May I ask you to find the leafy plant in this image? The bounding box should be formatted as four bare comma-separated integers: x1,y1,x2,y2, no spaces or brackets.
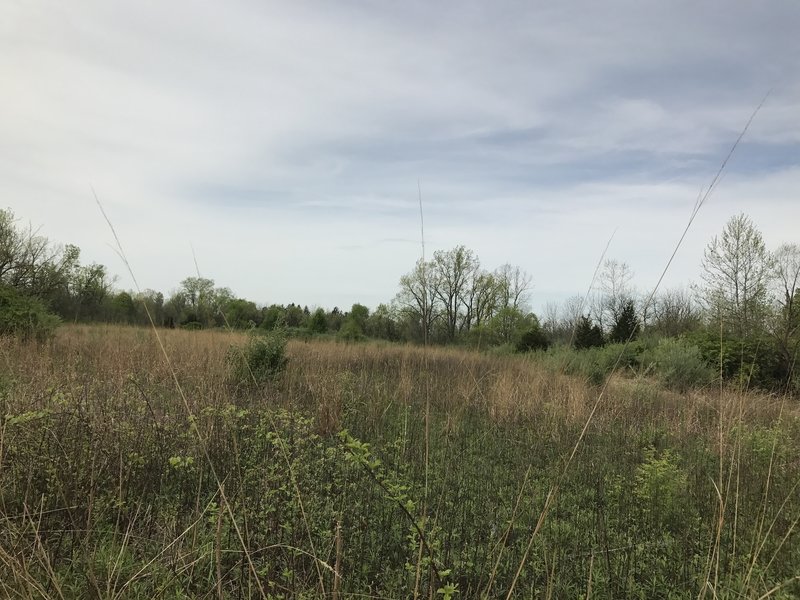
644,337,714,391
0,284,60,341
227,330,288,386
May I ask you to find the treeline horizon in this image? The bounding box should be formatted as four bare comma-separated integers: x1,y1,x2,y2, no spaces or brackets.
1,208,798,391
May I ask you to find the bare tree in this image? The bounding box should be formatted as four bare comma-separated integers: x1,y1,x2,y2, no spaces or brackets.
460,268,501,332
0,209,79,301
395,258,438,342
769,243,800,381
650,287,701,337
495,263,532,311
593,259,634,332
700,213,771,336
432,246,479,341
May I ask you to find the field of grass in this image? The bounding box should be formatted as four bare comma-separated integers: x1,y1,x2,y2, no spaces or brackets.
1,324,799,598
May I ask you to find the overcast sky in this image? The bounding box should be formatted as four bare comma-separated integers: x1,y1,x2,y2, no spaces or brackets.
2,1,799,312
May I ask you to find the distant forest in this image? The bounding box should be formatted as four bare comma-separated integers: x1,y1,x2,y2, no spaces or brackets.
1,208,798,391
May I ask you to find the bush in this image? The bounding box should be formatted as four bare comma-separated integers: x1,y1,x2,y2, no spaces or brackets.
644,338,713,392
0,285,60,341
687,330,784,391
337,318,365,342
515,326,551,353
227,330,288,386
634,447,690,532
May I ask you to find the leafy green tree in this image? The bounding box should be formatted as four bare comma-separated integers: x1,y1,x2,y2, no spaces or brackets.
0,209,75,299
488,307,536,345
110,291,136,323
366,303,400,340
338,318,365,342
327,307,345,332
308,308,328,334
71,263,113,321
224,298,260,329
349,303,369,330
574,315,604,349
284,304,305,328
260,304,285,330
133,290,165,326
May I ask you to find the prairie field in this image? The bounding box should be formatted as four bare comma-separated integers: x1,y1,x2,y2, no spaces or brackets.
1,324,799,598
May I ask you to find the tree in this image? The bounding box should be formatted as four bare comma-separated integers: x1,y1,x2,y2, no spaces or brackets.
366,303,400,340
110,291,136,323
225,298,261,329
134,290,165,326
769,243,800,384
469,271,502,329
495,263,532,311
609,298,639,343
432,246,479,341
349,303,369,331
650,287,701,337
308,308,328,334
284,304,305,328
594,259,634,333
71,263,113,321
700,214,771,336
487,306,536,345
395,258,438,343
574,315,604,349
327,307,345,332
260,304,285,330
177,276,216,325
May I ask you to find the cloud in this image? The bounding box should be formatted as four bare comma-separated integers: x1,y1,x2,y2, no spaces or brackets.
2,1,798,312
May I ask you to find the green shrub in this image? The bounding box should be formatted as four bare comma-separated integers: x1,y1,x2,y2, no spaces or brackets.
337,318,365,342
644,338,713,392
0,284,60,341
515,326,550,353
227,330,288,386
687,329,787,390
634,447,689,532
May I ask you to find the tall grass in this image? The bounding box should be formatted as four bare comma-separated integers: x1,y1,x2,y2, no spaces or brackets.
1,325,798,597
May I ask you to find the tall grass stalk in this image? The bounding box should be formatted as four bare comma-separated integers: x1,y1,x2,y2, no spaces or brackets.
506,91,772,599
94,191,271,599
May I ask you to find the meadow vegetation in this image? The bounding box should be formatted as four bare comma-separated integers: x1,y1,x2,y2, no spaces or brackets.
1,324,798,598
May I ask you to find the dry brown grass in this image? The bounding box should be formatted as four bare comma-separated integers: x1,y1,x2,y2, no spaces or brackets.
3,324,793,439
1,324,799,598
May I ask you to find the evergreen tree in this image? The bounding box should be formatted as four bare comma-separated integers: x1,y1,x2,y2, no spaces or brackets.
610,299,639,343
574,315,604,349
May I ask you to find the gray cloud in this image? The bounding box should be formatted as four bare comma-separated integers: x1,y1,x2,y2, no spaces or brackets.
2,0,799,312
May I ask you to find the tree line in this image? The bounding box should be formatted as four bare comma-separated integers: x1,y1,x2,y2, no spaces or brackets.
1,208,798,389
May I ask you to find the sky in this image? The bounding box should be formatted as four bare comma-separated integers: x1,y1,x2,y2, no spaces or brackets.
2,1,799,313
